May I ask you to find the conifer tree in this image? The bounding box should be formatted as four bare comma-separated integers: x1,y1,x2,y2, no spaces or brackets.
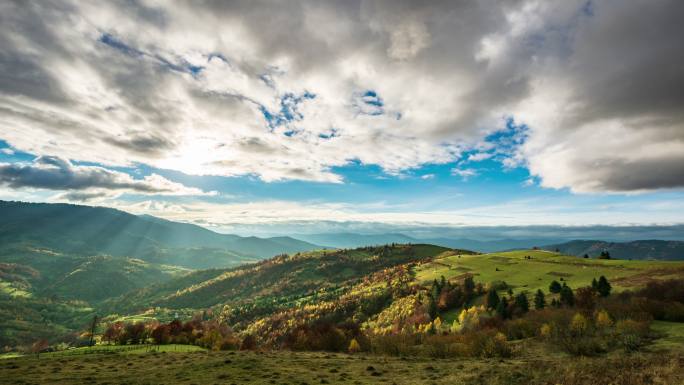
486,289,500,310
597,276,611,297
515,292,529,313
560,283,575,306
496,297,510,319
428,294,438,319
534,289,546,310
549,280,562,294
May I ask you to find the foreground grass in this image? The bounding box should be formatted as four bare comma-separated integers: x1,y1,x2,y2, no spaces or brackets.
416,250,684,293
1,347,682,385
651,321,684,351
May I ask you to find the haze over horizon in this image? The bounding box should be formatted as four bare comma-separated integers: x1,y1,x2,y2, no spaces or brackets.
1,0,683,236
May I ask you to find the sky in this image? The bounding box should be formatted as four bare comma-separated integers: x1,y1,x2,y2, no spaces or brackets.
0,0,683,236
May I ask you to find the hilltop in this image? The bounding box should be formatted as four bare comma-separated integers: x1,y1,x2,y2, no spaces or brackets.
543,239,684,260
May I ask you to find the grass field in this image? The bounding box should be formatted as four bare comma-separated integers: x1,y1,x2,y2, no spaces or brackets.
1,347,682,385
415,250,684,294
651,321,684,351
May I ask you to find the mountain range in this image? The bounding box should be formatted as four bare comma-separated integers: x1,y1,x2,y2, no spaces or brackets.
0,200,323,269
295,232,562,253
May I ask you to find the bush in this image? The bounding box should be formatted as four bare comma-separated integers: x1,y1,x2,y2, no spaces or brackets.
615,319,649,352
504,318,536,340
369,333,420,356
464,330,511,358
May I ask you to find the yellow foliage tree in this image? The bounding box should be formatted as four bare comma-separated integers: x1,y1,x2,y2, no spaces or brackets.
539,323,552,338
348,338,361,353
595,310,613,329
433,317,442,331
570,313,589,335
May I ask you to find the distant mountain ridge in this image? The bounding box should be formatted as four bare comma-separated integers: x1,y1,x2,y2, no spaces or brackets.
295,232,559,253
0,201,323,269
543,239,684,260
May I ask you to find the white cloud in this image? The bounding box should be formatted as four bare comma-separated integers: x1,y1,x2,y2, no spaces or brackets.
111,197,684,231
451,168,478,180
0,0,682,192
467,152,493,162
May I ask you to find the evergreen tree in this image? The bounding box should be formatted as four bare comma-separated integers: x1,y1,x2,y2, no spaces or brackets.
440,275,447,291
463,274,475,303
428,294,438,319
560,283,575,306
583,254,589,259
591,278,599,290
549,280,562,294
598,251,611,259
534,289,545,310
597,276,612,297
486,289,500,310
431,280,441,300
496,297,510,319
515,292,529,313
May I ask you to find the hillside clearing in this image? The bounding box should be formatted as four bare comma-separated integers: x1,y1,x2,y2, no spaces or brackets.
415,250,684,293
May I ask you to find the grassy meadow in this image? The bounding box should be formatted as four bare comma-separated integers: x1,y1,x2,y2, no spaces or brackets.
1,345,682,385
415,249,684,294
3,245,684,385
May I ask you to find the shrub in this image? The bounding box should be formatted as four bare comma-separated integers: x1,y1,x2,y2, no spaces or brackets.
464,330,511,358
369,333,420,356
614,319,649,352
504,318,536,340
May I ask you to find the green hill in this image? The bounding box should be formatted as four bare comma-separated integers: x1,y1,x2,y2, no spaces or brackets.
99,245,684,347
543,239,684,260
0,201,324,269
103,244,456,315
415,249,684,294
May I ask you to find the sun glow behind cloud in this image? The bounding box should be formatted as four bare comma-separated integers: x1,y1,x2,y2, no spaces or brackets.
0,0,683,230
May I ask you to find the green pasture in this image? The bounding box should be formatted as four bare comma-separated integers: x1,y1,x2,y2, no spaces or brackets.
415,250,684,294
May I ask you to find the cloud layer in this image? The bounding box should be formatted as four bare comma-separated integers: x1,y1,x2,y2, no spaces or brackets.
0,156,213,200
0,0,682,192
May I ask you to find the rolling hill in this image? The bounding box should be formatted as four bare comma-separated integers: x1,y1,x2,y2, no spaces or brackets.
295,232,562,252
0,201,324,268
100,244,684,346
543,239,684,260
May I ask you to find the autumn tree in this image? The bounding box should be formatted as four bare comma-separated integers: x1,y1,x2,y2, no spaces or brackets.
348,338,361,353
575,287,597,311
30,339,49,355
103,322,123,345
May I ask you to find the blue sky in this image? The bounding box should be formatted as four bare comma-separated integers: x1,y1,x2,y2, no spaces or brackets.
0,1,683,236
2,138,683,235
